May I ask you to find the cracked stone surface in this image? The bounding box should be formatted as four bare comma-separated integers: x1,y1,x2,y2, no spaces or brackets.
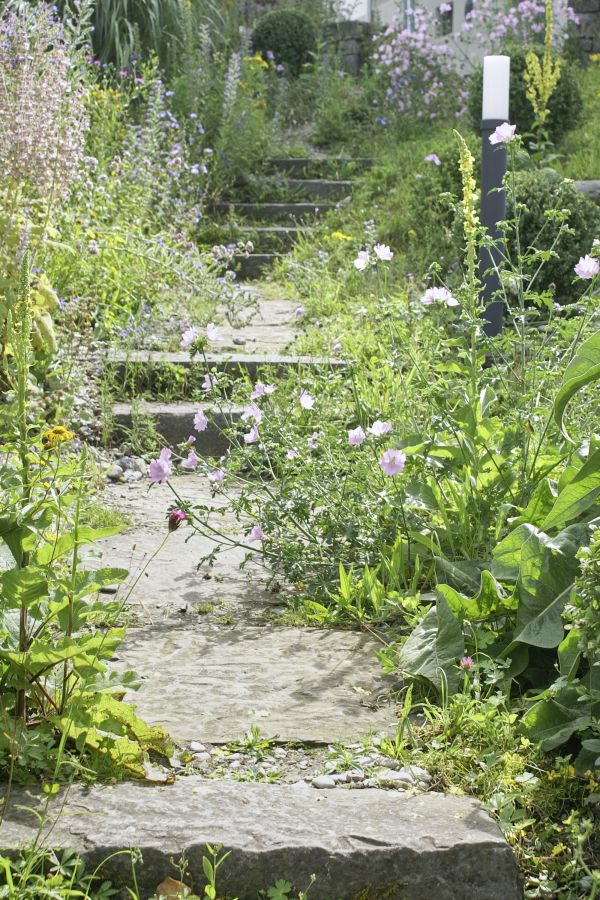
0,780,522,900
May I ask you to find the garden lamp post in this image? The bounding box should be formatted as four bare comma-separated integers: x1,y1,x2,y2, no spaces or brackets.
480,55,510,337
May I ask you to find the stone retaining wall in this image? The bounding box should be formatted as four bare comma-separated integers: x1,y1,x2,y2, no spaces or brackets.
572,2,600,54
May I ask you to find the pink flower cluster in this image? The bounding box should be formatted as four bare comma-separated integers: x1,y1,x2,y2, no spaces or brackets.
374,0,576,121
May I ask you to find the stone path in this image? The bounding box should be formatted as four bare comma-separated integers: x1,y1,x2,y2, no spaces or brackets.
0,158,522,899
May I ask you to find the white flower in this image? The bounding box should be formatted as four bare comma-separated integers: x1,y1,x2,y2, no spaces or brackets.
374,243,393,261
354,249,370,270
420,287,459,307
489,122,516,145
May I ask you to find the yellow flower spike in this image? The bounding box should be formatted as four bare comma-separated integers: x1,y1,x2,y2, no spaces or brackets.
524,0,561,129
41,425,75,450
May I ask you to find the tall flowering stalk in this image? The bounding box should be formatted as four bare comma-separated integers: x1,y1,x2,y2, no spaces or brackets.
524,0,562,135
456,133,484,400
0,4,89,199
0,3,89,355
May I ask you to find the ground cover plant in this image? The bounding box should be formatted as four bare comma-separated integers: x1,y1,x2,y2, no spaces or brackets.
1,0,600,896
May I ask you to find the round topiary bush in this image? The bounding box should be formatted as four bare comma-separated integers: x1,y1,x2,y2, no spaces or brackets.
467,46,581,144
507,168,600,304
252,9,317,77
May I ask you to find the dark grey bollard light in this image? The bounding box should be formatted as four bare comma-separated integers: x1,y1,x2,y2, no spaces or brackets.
479,55,510,338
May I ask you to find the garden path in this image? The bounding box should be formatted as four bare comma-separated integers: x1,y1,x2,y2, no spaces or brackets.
2,163,522,900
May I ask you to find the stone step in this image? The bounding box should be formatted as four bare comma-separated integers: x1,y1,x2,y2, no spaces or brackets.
108,350,345,385
116,623,396,743
111,401,241,452
284,178,352,200
267,156,373,177
214,201,336,222
1,780,521,899
234,252,280,279
576,179,600,205
237,225,313,248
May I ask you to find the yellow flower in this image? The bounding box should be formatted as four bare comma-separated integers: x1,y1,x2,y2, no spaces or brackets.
329,231,353,241
590,53,600,63
42,425,75,450
247,54,269,69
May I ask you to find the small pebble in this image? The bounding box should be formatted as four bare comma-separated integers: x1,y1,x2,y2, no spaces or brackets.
407,765,431,782
191,752,211,764
107,464,124,482
312,775,337,789
347,770,365,783
190,742,206,752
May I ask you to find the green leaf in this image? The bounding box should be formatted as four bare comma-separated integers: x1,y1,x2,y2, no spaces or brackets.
0,568,48,607
558,629,581,680
554,330,600,441
35,525,123,566
396,595,463,694
437,570,515,621
521,691,591,751
541,449,600,531
513,526,581,648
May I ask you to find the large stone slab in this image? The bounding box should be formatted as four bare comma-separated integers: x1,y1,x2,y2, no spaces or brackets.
97,478,277,623
0,779,521,899
116,624,396,743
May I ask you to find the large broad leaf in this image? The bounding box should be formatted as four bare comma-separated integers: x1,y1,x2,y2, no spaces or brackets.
492,523,533,581
541,448,600,531
521,691,591,751
438,570,516,621
0,568,48,607
513,525,583,648
395,595,464,694
554,330,600,441
35,526,123,566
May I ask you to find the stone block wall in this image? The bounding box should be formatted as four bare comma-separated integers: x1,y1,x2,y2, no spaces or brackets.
571,1,600,54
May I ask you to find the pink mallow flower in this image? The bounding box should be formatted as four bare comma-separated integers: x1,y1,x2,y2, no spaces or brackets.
354,249,370,271
300,390,315,410
369,420,392,436
194,409,208,432
378,449,406,476
374,243,394,261
348,426,366,446
242,402,263,425
489,122,516,145
202,373,216,392
286,448,298,460
208,468,225,491
420,287,459,307
168,508,188,531
206,322,222,341
425,153,441,166
148,448,172,483
244,425,260,444
247,524,266,542
574,255,600,279
180,326,199,348
181,449,199,470
251,382,276,400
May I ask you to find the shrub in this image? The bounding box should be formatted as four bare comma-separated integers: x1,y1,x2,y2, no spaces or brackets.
467,46,581,143
507,168,600,304
252,9,317,77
